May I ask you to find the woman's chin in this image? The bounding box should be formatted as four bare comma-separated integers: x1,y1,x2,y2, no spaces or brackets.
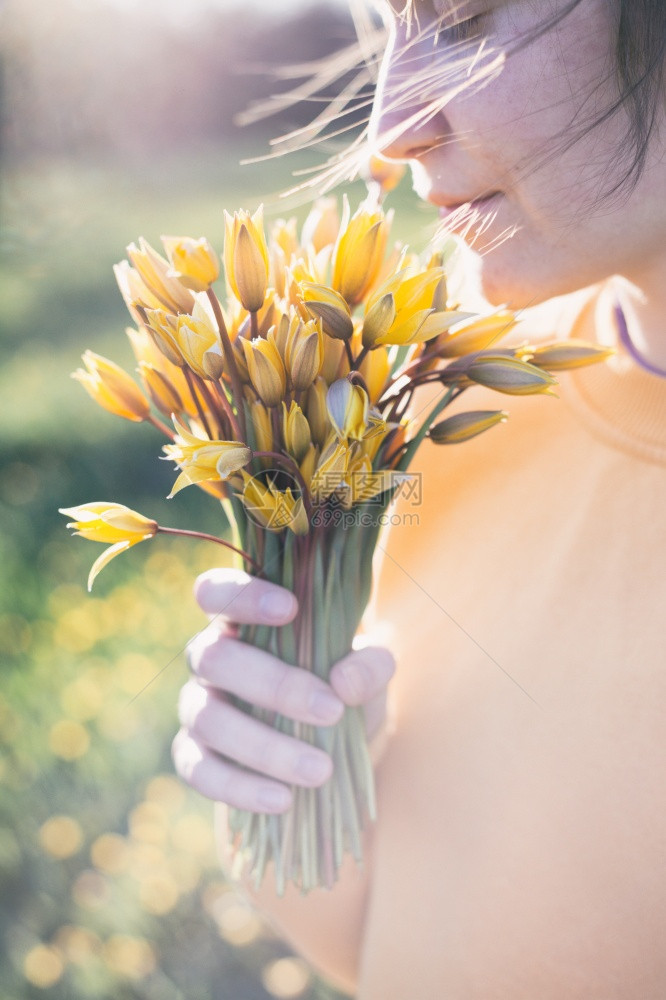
476,253,574,311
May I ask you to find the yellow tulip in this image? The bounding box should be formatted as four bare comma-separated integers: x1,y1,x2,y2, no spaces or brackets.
342,452,403,508
434,310,517,358
271,217,299,259
241,473,308,535
429,410,508,444
310,437,350,502
249,400,273,454
282,401,312,462
299,442,318,488
465,354,558,395
161,235,220,293
285,316,324,390
358,344,391,403
59,502,157,591
241,334,286,407
331,196,392,306
127,326,197,418
72,351,150,422
362,267,449,347
143,308,185,367
319,336,349,384
163,417,251,496
174,299,224,380
362,154,406,195
326,379,369,440
359,412,390,462
301,197,339,253
224,207,269,312
123,239,195,314
300,283,353,341
305,377,330,447
138,362,184,418
518,340,615,371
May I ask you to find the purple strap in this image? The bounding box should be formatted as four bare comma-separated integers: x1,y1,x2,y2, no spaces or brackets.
614,301,666,379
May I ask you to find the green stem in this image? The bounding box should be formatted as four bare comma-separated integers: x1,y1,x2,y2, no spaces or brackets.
207,288,247,440
183,366,214,440
396,386,457,473
145,413,174,439
156,525,262,572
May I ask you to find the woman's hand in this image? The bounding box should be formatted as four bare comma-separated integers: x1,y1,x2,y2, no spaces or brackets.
172,568,395,814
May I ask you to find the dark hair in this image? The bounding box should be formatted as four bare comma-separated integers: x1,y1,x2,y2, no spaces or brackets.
615,0,666,184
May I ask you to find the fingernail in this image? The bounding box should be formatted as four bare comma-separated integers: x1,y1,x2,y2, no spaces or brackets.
257,786,290,812
309,689,343,723
259,590,295,622
296,753,330,784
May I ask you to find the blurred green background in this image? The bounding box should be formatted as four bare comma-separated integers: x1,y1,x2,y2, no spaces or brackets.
0,0,435,996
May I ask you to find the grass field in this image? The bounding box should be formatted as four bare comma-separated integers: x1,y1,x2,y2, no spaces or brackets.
0,140,435,1000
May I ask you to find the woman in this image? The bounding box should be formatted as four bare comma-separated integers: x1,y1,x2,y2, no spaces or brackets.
173,2,666,997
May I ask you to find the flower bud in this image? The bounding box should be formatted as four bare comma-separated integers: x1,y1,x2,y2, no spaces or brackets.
300,282,354,341
466,354,558,395
362,154,406,195
124,239,195,314
326,378,369,439
282,401,312,462
286,317,324,390
241,334,286,407
299,442,318,488
143,308,185,367
305,377,329,447
249,400,273,453
224,207,269,312
520,340,614,371
161,236,220,293
271,313,291,360
332,196,391,306
138,362,184,417
358,344,391,403
301,197,339,253
175,309,224,381
362,293,396,349
310,438,350,501
434,310,516,358
72,351,150,422
429,410,508,444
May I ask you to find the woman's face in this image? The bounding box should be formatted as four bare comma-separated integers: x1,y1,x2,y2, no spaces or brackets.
370,0,666,308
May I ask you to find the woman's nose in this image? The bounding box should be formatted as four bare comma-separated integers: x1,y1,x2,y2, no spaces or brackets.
369,26,449,162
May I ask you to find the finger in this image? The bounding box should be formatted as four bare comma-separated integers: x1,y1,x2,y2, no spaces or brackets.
328,645,396,707
186,631,344,726
194,568,298,625
172,729,292,813
178,679,333,787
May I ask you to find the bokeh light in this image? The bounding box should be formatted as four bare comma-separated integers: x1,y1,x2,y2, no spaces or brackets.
23,944,65,988
1,0,387,994
262,957,313,998
39,816,84,859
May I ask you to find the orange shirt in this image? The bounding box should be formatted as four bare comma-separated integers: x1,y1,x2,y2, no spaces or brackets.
359,283,666,998
226,282,666,998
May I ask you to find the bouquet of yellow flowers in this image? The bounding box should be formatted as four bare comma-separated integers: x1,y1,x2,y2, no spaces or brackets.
61,192,610,894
